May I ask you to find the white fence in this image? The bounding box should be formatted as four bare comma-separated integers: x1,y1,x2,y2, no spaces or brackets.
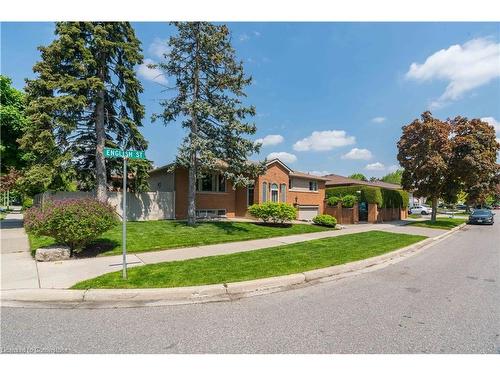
34,191,175,221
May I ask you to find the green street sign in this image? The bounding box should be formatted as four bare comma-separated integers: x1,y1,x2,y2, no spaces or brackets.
103,148,146,160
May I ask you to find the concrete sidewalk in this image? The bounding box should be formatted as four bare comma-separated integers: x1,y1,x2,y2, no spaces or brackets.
1,214,448,290
35,221,447,289
1,213,40,289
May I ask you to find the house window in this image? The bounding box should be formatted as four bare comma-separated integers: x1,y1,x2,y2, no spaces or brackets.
199,175,213,192
195,209,226,218
288,178,292,189
247,184,255,206
280,183,286,203
271,183,279,202
217,174,226,192
262,182,268,202
197,173,226,192
309,181,318,191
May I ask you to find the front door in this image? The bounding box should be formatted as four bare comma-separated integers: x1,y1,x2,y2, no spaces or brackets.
358,201,368,221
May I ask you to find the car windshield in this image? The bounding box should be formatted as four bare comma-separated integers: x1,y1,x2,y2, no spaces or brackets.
472,210,490,215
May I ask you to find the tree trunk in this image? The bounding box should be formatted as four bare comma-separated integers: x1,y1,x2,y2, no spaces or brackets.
95,58,107,202
187,153,197,226
431,197,438,223
186,24,200,226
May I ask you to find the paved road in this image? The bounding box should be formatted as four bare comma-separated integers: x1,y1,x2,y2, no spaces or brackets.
1,223,498,354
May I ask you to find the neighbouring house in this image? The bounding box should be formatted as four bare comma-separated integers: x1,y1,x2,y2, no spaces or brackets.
322,174,402,191
148,158,329,220
323,173,409,223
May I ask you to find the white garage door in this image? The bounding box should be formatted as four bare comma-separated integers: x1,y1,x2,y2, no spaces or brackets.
298,206,319,221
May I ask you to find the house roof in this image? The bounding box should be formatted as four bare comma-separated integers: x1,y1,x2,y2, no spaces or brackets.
289,171,331,181
149,158,330,181
324,173,402,190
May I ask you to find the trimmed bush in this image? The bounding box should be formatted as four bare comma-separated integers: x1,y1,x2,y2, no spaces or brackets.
248,202,297,224
22,197,34,210
24,198,118,255
341,194,357,208
312,214,337,227
327,196,342,206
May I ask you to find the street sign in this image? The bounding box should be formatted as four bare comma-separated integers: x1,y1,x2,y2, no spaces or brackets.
103,148,146,160
102,147,146,280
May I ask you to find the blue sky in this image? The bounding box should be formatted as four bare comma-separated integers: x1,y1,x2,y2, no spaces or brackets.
2,22,499,177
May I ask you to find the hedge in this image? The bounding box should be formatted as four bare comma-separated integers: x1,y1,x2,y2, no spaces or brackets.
326,186,382,207
326,185,408,208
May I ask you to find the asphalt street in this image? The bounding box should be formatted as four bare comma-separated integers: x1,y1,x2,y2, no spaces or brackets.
1,223,498,354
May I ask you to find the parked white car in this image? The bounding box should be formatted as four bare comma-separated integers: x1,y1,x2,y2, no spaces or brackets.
409,205,433,215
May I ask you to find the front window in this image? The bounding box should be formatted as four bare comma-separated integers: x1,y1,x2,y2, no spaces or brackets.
217,174,226,192
196,173,226,192
280,183,287,203
200,175,213,192
271,183,279,202
247,183,255,206
309,181,318,191
262,182,268,202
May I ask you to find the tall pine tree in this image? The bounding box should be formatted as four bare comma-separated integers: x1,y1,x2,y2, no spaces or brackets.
21,22,150,201
153,22,264,225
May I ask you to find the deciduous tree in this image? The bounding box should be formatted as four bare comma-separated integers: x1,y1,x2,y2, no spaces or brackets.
153,22,264,225
397,112,453,222
348,173,367,181
380,169,403,185
448,116,500,206
0,75,27,173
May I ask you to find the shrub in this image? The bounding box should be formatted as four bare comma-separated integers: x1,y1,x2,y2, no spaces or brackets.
24,198,119,255
341,194,357,208
327,196,342,206
248,202,297,224
22,197,34,210
312,214,337,227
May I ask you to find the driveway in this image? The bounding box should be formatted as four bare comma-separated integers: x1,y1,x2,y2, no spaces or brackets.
1,223,497,353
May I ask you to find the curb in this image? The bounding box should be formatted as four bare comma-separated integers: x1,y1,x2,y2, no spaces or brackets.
1,224,466,309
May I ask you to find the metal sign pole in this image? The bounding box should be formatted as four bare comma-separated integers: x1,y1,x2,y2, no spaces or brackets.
122,155,127,279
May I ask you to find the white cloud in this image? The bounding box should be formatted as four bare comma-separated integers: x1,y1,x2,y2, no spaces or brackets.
239,33,250,42
365,162,386,171
267,152,297,164
148,38,171,59
406,38,500,108
341,148,373,160
255,134,284,147
371,117,386,123
309,170,330,176
293,130,355,151
137,58,167,84
481,116,500,133
387,164,400,173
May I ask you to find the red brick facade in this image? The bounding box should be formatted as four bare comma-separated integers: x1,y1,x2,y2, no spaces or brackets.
173,160,326,219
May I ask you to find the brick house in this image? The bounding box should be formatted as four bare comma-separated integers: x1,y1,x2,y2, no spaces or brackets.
148,158,328,220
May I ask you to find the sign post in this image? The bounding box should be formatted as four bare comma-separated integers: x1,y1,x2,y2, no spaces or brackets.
103,147,146,279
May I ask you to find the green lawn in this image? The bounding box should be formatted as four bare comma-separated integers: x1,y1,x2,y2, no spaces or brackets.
72,230,426,289
28,220,333,257
407,218,466,230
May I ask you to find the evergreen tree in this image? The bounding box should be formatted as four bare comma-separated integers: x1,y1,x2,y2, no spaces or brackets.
21,22,150,201
153,22,264,225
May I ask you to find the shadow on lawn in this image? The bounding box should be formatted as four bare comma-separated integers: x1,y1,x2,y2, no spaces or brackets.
74,239,120,258
170,220,254,234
